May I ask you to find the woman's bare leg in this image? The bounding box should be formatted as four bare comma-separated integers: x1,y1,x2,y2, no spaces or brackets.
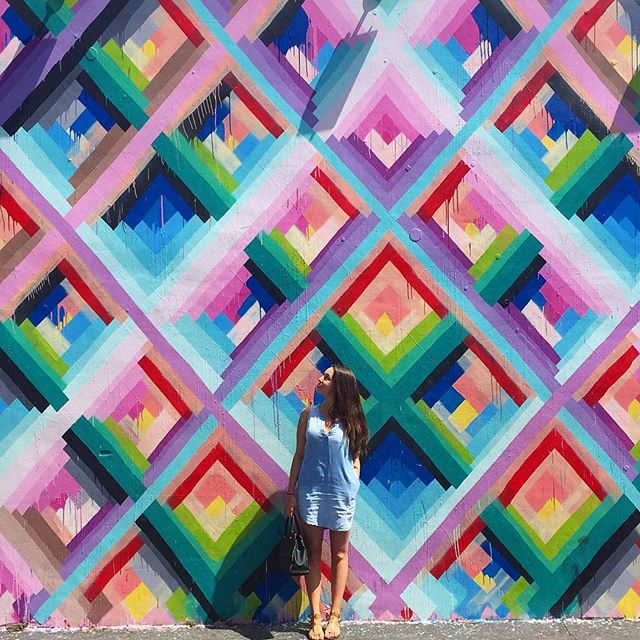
299,519,325,619
328,529,350,616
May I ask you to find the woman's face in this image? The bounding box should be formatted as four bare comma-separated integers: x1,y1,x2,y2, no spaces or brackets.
316,367,335,397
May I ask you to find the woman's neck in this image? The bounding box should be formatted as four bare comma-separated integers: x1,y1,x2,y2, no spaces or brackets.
319,399,334,415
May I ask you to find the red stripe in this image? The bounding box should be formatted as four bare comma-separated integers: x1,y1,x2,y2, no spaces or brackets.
387,245,448,317
465,337,528,406
0,186,39,236
312,167,359,219
225,73,284,138
431,517,484,579
583,346,639,406
494,62,555,132
167,443,271,509
499,431,555,506
158,0,204,46
416,161,470,223
84,535,143,601
138,355,192,418
58,260,113,324
572,0,613,42
555,432,607,500
262,334,319,396
333,243,447,318
499,430,607,507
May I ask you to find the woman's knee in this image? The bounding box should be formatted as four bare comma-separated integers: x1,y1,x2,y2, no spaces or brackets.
331,546,348,563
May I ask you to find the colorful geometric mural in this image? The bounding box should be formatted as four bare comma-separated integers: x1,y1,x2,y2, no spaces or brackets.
2,0,640,627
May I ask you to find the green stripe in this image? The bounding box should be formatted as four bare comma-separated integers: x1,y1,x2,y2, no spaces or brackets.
70,417,146,500
544,130,599,192
341,311,441,373
19,319,69,378
81,47,149,129
174,501,262,564
551,134,633,219
502,577,530,617
191,137,238,193
103,39,150,91
415,400,474,466
143,501,218,590
0,321,67,409
317,311,388,397
245,232,307,300
389,314,467,392
270,228,310,276
474,231,543,305
103,418,151,474
153,133,235,219
469,225,517,280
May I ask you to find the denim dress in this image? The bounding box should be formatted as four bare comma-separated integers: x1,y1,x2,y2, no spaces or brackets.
296,405,360,531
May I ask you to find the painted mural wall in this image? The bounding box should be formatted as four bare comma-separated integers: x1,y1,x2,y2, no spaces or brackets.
1,0,640,626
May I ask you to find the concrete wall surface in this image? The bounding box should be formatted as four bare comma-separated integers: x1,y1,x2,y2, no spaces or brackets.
1,0,640,627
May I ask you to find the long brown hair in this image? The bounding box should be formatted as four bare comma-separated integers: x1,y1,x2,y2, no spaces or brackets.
327,363,368,459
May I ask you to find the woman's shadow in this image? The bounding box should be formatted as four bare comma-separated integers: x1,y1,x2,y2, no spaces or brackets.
204,489,310,639
299,0,382,136
612,0,640,133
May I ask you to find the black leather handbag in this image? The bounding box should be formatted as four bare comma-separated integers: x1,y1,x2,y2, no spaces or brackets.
275,515,310,575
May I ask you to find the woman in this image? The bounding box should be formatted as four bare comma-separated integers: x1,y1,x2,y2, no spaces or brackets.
285,364,368,640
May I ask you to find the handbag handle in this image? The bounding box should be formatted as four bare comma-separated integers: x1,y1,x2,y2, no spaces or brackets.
284,513,303,535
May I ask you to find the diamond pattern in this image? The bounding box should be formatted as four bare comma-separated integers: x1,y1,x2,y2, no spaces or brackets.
2,0,640,627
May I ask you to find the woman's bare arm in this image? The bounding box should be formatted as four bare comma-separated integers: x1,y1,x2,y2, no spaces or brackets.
287,407,309,494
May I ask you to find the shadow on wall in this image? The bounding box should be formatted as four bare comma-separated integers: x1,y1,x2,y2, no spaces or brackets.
613,0,640,132
133,489,305,632
260,0,381,136
300,0,382,134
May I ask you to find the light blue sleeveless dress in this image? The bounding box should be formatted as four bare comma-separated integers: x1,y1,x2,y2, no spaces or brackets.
296,405,360,531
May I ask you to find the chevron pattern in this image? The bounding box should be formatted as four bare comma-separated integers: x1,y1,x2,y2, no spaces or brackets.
2,0,640,626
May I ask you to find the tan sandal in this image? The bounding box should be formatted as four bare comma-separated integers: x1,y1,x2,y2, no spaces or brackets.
308,613,324,640
325,611,341,639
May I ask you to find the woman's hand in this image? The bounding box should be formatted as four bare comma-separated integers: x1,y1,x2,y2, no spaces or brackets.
285,493,296,517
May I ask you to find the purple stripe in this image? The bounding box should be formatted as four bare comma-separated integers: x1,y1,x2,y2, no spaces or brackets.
0,0,110,123
147,415,191,464
460,30,538,118
66,503,115,555
327,135,389,204
214,405,288,486
399,214,559,390
386,133,447,194
506,301,561,365
61,499,134,578
592,403,635,451
237,36,313,115
218,213,378,396
425,218,474,271
145,412,205,469
460,29,538,107
567,398,637,480
378,298,640,600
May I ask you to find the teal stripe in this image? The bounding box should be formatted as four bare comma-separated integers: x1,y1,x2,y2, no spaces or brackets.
33,416,217,623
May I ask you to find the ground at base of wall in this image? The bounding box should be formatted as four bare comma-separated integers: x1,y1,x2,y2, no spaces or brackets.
2,619,640,640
